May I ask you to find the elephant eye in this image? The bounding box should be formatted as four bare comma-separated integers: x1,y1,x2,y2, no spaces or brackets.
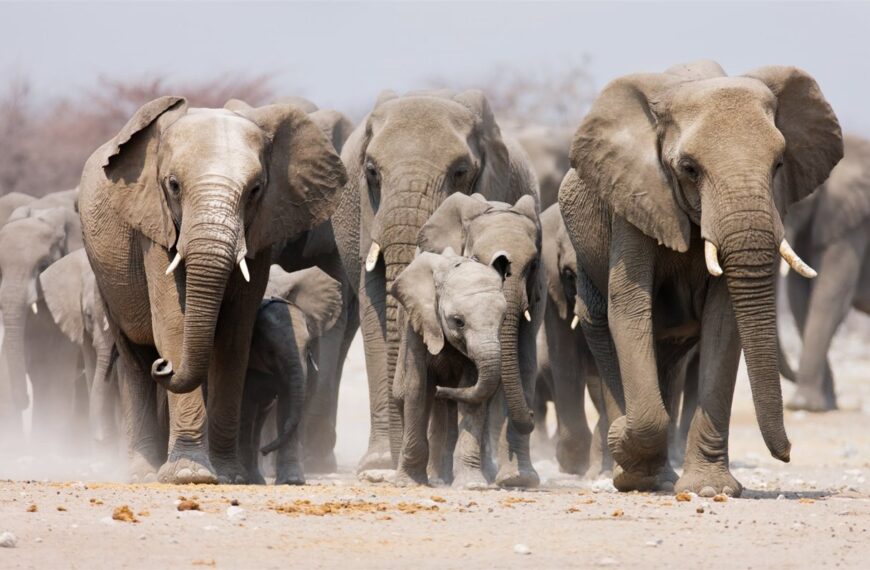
678,158,701,182
165,175,182,197
451,316,465,329
249,182,262,201
365,160,381,209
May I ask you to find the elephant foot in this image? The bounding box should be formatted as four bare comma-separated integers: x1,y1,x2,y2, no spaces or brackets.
213,457,247,485
304,450,338,474
583,463,612,480
612,462,678,493
247,469,267,486
276,462,306,486
556,436,591,476
395,463,429,487
128,451,160,484
786,388,837,413
158,448,218,485
496,463,540,489
357,439,393,472
676,465,743,498
607,415,669,472
452,467,491,490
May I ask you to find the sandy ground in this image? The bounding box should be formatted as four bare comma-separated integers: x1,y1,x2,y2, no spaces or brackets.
1,312,869,568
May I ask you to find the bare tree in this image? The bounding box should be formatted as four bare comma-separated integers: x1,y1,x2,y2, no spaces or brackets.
0,74,276,197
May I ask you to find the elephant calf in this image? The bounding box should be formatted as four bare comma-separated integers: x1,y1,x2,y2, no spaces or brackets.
240,266,342,485
391,249,510,488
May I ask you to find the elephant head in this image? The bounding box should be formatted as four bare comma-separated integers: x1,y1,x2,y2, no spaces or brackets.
418,193,541,433
100,96,346,393
257,265,343,454
346,90,514,413
392,249,509,405
540,203,580,327
40,249,116,443
567,61,842,461
0,206,81,409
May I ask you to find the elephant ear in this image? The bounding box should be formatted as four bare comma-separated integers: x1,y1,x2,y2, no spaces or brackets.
813,135,870,246
39,250,88,345
391,252,448,355
570,73,691,252
453,90,512,198
234,103,348,255
540,205,570,320
27,207,83,255
266,265,342,336
418,192,491,255
744,66,844,212
102,96,187,250
309,109,355,154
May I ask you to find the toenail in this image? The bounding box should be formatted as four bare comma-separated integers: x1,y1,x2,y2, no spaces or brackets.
699,486,716,497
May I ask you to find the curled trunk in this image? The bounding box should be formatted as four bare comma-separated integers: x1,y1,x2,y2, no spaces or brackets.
435,340,501,403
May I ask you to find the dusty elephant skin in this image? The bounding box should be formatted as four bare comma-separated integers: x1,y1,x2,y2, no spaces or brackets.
559,60,843,496
780,135,870,412
77,96,347,485
331,90,539,472
0,191,83,443
390,250,508,488
240,265,343,486
418,193,542,488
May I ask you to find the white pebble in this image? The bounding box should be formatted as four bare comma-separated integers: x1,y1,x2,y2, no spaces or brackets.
227,506,246,522
513,543,531,555
597,557,619,567
776,494,786,501
645,539,662,547
0,532,17,548
416,499,439,509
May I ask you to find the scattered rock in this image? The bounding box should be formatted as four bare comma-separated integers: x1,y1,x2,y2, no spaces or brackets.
513,543,531,555
675,491,692,502
430,496,446,503
26,504,37,513
227,505,246,522
415,499,439,509
177,500,200,512
230,499,240,506
112,505,139,523
56,506,67,512
0,532,17,548
612,509,624,517
645,539,662,547
799,498,816,504
357,469,395,484
713,494,728,503
776,494,786,501
696,506,705,514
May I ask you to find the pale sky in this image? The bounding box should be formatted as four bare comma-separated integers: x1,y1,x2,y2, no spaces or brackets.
1,1,869,133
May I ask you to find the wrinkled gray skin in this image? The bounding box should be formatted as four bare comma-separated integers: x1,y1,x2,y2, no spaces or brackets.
40,249,118,446
779,135,870,412
241,266,342,485
78,96,346,484
0,192,84,441
511,125,573,210
418,193,543,487
537,203,622,477
559,60,842,496
391,250,509,488
333,90,539,472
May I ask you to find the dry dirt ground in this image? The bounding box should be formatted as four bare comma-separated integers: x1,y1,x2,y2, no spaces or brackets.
1,313,869,569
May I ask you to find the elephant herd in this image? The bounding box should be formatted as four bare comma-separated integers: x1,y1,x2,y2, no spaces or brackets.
0,60,867,498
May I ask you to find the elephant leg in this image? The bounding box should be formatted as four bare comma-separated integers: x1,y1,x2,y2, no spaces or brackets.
677,277,742,497
304,294,359,473
531,373,553,455
453,368,490,489
427,398,452,485
547,311,592,476
394,326,432,487
357,269,393,471
238,375,266,485
275,398,305,486
671,350,699,469
788,233,867,412
110,330,164,482
583,359,614,477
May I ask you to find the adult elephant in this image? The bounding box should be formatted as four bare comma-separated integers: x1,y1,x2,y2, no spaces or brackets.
40,249,118,445
0,192,35,226
780,134,870,411
511,125,573,210
333,90,539,471
78,97,346,484
559,60,842,496
0,201,83,437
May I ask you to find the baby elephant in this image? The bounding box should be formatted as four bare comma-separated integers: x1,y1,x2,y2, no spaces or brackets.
240,266,342,485
391,248,510,488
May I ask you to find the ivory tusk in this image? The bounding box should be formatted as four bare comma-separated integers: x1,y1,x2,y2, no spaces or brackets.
779,240,817,278
570,315,580,330
365,242,380,272
165,252,182,275
704,240,723,277
779,258,790,277
103,316,110,331
30,302,38,315
239,258,251,282
524,309,532,322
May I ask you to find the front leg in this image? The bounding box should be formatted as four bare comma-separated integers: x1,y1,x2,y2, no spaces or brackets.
605,220,673,491
394,321,433,486
677,276,743,497
207,256,271,484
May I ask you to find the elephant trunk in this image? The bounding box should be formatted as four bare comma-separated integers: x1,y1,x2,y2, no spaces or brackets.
494,277,535,434
151,223,237,393
435,339,501,403
259,350,308,455
1,284,32,410
88,341,115,442
719,215,791,463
